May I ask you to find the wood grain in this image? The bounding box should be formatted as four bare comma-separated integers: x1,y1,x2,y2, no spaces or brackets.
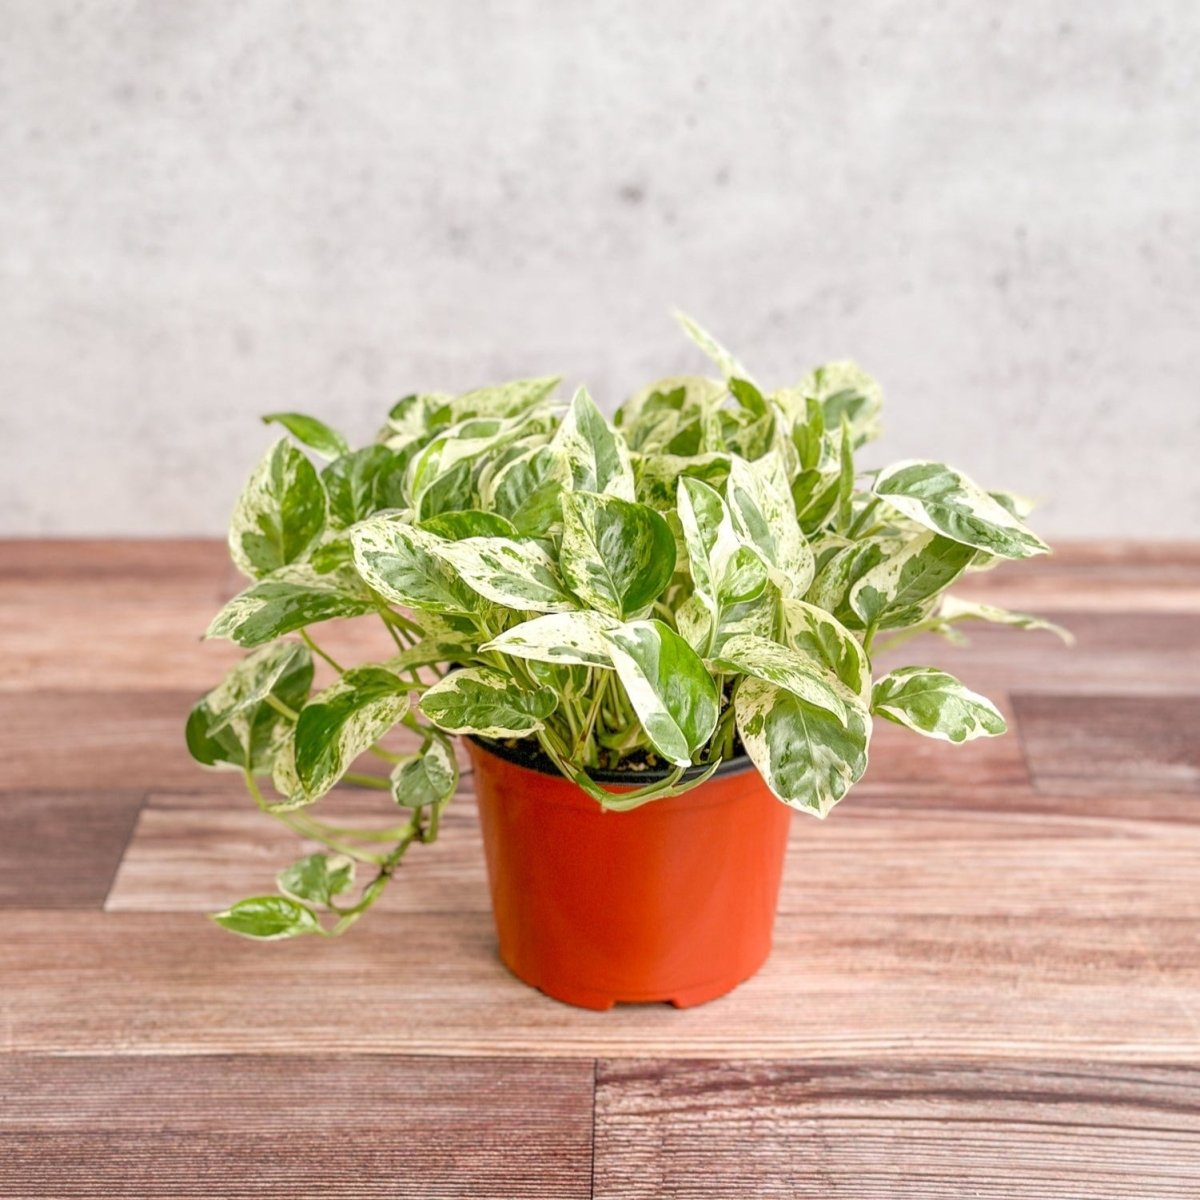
107,787,1200,921
0,1054,594,1199
0,791,143,908
594,1059,1200,1198
3,910,1197,1060
1014,694,1200,793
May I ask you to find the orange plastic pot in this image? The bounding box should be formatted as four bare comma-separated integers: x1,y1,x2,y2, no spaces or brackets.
467,738,792,1010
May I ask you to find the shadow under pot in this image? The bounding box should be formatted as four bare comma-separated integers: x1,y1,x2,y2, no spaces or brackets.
466,736,792,1011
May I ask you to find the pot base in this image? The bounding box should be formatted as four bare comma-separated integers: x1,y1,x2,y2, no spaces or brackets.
498,944,771,1011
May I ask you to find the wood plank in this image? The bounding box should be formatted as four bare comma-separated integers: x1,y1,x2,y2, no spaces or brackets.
3,911,1197,1060
1014,694,1200,793
594,1059,1200,1198
876,611,1200,697
0,1054,594,1199
107,787,1200,921
0,791,143,909
949,542,1200,613
0,692,439,792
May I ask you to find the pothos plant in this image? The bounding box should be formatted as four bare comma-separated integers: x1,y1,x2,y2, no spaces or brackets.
188,315,1068,940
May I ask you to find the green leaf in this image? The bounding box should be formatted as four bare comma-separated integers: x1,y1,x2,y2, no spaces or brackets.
872,667,1006,743
559,492,676,620
419,510,518,540
262,412,351,460
936,596,1074,644
205,566,375,647
874,460,1049,559
674,311,751,381
725,455,814,597
736,676,870,816
712,634,851,726
350,518,481,615
212,895,320,940
781,598,871,703
228,438,328,579
419,667,558,738
551,387,635,500
435,536,576,613
849,532,977,630
294,667,411,799
835,415,855,534
277,853,355,906
452,375,560,418
481,611,619,669
603,619,720,767
390,737,458,808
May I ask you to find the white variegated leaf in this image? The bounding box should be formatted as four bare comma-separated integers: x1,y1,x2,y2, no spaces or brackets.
551,387,635,500
849,532,976,630
725,454,814,596
712,633,851,726
350,517,480,614
452,376,561,418
781,598,872,703
937,596,1074,644
603,619,720,767
294,667,412,800
204,642,312,735
419,667,558,738
674,311,752,382
482,443,570,535
205,564,376,648
436,536,575,613
735,676,870,817
874,460,1049,559
481,611,620,668
872,667,1006,743
228,438,328,579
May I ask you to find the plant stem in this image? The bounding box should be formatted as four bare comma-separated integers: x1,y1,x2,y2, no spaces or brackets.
301,629,345,673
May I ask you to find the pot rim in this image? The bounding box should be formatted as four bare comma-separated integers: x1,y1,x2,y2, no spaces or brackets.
466,733,756,785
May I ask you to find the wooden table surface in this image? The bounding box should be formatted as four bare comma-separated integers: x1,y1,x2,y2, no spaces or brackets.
1,540,1198,1198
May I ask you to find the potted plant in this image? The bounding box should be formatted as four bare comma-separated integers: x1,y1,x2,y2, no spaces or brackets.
187,315,1068,1009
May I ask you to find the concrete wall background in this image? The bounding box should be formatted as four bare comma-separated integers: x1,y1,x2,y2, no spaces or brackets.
2,1,1197,537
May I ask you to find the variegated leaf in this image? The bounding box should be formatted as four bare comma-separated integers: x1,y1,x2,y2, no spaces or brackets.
872,666,1006,743
633,451,730,510
603,619,720,767
408,411,543,504
228,438,327,579
390,736,459,809
559,492,676,620
937,596,1074,644
205,565,376,648
735,675,870,817
788,361,882,446
874,460,1049,559
712,633,850,726
485,443,570,534
781,598,872,703
452,376,560,418
677,476,768,614
435,536,575,613
294,667,412,800
849,532,976,630
725,455,814,596
350,517,480,615
212,896,319,940
674,311,751,382
203,642,312,735
551,387,635,500
322,445,400,527
418,510,518,540
419,667,557,738
481,611,619,668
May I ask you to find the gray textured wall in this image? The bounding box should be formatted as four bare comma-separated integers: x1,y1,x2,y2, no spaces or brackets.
3,2,1197,537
